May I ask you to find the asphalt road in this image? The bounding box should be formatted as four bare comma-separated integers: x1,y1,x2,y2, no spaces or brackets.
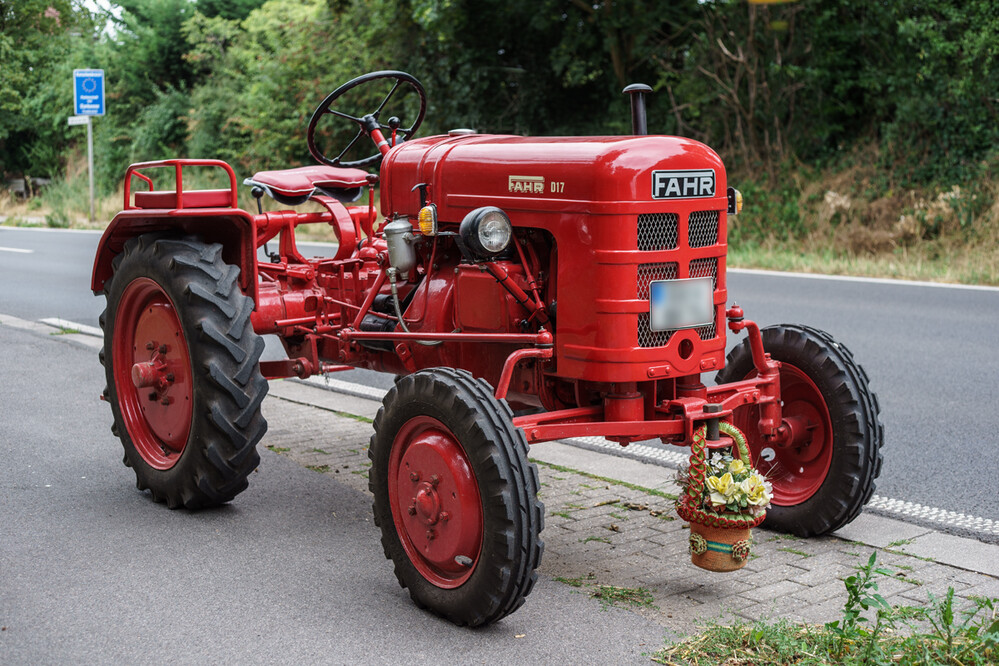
0,323,666,663
2,226,997,522
724,269,999,521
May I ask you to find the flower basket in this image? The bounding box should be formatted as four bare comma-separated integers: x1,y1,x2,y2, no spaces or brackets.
676,421,769,572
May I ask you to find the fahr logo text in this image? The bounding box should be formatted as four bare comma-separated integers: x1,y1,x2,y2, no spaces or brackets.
509,175,545,194
651,169,715,199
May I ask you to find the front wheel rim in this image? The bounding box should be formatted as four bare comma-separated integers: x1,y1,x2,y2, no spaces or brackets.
387,416,483,588
745,364,834,505
112,278,193,470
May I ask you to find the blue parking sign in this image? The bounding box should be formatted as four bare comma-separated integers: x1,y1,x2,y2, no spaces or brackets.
74,69,105,116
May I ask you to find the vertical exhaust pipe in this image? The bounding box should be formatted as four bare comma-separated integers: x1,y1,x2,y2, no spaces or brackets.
623,83,652,135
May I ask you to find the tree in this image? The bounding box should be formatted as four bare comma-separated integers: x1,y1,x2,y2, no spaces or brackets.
0,0,89,176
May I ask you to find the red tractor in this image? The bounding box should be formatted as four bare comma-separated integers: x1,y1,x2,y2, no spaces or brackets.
92,71,883,626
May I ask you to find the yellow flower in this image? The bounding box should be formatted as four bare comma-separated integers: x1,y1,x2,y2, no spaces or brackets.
708,491,728,508
728,458,747,475
706,472,735,498
744,474,772,507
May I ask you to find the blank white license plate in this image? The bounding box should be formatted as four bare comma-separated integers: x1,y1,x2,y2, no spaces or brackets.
649,277,713,331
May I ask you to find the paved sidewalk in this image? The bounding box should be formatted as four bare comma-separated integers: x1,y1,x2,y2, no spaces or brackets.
263,379,999,634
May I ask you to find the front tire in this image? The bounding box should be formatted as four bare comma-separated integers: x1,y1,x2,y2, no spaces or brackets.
369,368,544,626
100,235,268,509
716,324,883,536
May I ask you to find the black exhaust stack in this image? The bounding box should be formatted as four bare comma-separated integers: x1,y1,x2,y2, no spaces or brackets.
623,83,652,135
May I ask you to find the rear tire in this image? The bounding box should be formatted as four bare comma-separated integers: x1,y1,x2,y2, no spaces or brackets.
716,324,883,536
100,235,268,509
369,368,544,626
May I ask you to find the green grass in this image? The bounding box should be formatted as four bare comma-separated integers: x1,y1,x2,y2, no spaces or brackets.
49,326,81,336
581,536,611,545
554,573,595,588
551,510,573,520
766,533,802,542
311,447,330,455
652,552,999,665
266,445,290,453
776,547,812,558
554,574,655,610
305,464,330,473
592,585,655,609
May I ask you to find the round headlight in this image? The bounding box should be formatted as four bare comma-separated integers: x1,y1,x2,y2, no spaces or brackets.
459,206,512,258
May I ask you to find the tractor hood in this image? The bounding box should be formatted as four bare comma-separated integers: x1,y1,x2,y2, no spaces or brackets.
380,134,728,222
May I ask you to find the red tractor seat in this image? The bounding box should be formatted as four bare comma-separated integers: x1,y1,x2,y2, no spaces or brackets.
245,165,376,205
133,189,233,209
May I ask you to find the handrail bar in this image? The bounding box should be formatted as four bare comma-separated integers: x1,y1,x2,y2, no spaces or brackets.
123,159,238,210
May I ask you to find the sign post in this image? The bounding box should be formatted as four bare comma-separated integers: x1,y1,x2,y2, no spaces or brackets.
71,69,105,223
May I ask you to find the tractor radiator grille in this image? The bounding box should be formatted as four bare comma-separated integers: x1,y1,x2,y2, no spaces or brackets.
689,257,718,289
637,213,679,251
688,210,719,248
636,259,718,347
637,262,679,348
638,313,674,348
637,262,678,299
689,257,718,340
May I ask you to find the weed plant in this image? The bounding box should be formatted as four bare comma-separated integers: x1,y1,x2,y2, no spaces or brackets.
654,552,999,665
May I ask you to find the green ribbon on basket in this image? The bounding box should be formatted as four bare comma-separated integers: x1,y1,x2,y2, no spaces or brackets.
688,532,753,561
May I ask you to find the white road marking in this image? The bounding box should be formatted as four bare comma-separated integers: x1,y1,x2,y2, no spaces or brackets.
0,225,104,234
866,496,999,536
39,318,103,338
559,435,999,537
0,246,33,253
729,267,999,292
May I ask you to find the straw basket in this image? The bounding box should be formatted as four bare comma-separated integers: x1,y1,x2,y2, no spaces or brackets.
676,422,766,572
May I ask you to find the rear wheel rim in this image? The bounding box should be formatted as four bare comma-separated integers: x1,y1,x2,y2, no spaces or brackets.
388,415,482,588
742,364,833,505
112,278,193,470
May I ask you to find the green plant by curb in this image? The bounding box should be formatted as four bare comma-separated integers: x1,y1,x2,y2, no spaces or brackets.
581,536,611,545
652,551,999,665
554,574,655,610
776,546,812,558
592,585,655,610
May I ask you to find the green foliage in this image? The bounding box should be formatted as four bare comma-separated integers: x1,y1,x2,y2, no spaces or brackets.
653,551,999,665
196,0,268,21
664,0,999,183
0,0,90,175
824,551,895,660
878,0,999,183
3,0,997,206
45,208,71,228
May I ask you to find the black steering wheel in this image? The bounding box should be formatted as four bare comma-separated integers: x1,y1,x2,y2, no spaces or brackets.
307,70,427,169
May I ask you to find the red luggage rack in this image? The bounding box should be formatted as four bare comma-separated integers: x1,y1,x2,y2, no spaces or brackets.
124,159,239,211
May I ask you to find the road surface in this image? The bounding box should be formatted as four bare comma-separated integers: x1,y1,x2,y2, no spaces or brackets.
2,225,997,525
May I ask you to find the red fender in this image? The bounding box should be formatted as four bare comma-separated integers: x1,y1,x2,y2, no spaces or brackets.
91,208,259,303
